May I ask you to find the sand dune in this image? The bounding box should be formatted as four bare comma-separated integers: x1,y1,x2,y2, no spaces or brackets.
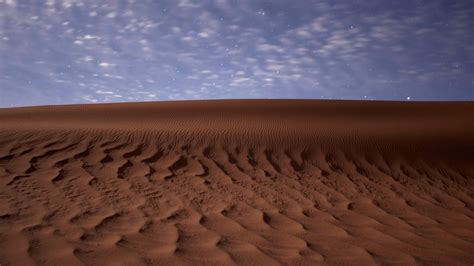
0,100,473,265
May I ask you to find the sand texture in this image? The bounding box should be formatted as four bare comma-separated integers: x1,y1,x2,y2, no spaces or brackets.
0,100,473,265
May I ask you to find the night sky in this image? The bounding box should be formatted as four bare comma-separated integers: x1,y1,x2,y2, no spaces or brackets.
0,0,473,107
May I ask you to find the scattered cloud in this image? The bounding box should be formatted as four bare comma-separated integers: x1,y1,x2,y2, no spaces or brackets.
0,0,472,106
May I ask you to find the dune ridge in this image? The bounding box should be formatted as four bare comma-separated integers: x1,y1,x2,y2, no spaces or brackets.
0,100,473,265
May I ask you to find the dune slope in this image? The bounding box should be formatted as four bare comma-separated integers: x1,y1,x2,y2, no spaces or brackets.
0,100,473,265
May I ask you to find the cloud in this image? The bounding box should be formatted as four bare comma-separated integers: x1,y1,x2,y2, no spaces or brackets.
98,62,115,68
198,32,210,38
0,0,472,107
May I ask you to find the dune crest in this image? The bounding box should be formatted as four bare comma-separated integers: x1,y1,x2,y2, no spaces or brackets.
0,100,473,265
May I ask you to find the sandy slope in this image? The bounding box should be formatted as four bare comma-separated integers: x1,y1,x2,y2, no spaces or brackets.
0,100,473,265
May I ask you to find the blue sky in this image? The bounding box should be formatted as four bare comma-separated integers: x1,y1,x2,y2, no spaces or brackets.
0,0,473,107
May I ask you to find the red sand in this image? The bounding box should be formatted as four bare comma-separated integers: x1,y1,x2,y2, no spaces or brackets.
0,100,473,265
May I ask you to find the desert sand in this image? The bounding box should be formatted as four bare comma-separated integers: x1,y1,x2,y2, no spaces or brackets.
0,99,473,265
